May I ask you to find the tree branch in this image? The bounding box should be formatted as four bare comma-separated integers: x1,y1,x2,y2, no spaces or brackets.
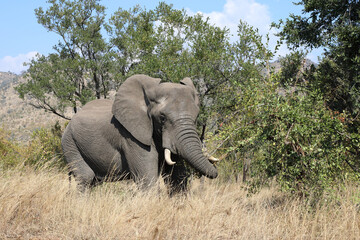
29,101,71,120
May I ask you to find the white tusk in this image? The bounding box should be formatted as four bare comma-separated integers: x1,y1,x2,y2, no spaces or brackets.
165,149,176,165
208,155,220,163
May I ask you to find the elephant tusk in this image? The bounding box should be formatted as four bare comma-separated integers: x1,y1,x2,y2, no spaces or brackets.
208,155,220,163
165,149,176,165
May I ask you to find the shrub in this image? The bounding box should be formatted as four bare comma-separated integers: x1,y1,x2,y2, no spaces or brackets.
0,122,66,171
0,128,22,169
214,73,360,197
24,121,66,170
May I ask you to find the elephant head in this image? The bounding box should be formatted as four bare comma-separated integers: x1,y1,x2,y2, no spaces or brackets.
112,74,218,179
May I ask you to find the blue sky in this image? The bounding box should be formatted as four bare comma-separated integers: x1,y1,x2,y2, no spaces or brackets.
0,0,319,74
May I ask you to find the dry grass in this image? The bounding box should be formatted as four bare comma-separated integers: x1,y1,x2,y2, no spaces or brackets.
0,168,360,239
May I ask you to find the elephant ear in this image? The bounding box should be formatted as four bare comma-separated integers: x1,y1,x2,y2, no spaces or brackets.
180,77,200,106
180,77,195,89
112,74,161,146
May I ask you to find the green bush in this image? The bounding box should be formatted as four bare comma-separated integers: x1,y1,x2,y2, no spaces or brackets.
0,122,66,171
214,73,360,196
0,128,22,169
24,121,66,170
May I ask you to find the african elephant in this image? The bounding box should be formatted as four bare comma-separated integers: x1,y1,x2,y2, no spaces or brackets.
61,74,218,194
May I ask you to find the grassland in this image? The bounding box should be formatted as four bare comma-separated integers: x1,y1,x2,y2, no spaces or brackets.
1,167,359,239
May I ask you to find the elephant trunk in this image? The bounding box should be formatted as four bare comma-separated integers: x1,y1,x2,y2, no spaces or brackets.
174,121,218,179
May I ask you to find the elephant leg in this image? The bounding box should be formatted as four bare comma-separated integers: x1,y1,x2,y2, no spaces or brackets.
123,142,159,190
163,159,191,196
69,160,96,192
62,128,95,192
129,165,158,190
130,159,159,190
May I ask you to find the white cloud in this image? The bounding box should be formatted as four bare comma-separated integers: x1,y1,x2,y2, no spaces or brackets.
189,0,310,60
195,0,271,39
0,51,38,74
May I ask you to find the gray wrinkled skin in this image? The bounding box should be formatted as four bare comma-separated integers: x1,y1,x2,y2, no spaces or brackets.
62,74,217,194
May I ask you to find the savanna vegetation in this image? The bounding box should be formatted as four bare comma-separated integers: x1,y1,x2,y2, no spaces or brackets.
1,0,360,238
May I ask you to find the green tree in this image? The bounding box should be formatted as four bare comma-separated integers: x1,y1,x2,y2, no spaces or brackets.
214,20,271,116
17,1,269,127
16,0,112,118
215,71,358,196
277,51,308,87
108,3,234,128
212,9,360,195
109,4,270,131
275,0,360,119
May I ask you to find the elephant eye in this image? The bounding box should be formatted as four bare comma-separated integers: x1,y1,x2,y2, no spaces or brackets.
159,114,166,123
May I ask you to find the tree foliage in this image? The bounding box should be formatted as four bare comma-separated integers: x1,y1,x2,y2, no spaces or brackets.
16,0,112,118
108,3,237,126
18,1,269,129
275,0,360,119
215,72,359,195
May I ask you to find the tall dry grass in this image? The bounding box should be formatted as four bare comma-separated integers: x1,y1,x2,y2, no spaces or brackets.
1,168,360,239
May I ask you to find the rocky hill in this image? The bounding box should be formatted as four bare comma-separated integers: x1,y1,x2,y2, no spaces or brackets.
262,58,317,76
0,72,67,142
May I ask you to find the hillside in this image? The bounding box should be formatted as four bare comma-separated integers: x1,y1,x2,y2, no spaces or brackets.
0,72,67,142
261,58,317,76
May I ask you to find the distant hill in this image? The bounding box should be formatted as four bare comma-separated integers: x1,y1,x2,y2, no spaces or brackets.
0,72,67,142
274,58,316,70
0,72,21,90
261,58,317,76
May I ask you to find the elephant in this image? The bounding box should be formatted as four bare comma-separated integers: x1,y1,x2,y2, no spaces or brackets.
61,74,218,194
